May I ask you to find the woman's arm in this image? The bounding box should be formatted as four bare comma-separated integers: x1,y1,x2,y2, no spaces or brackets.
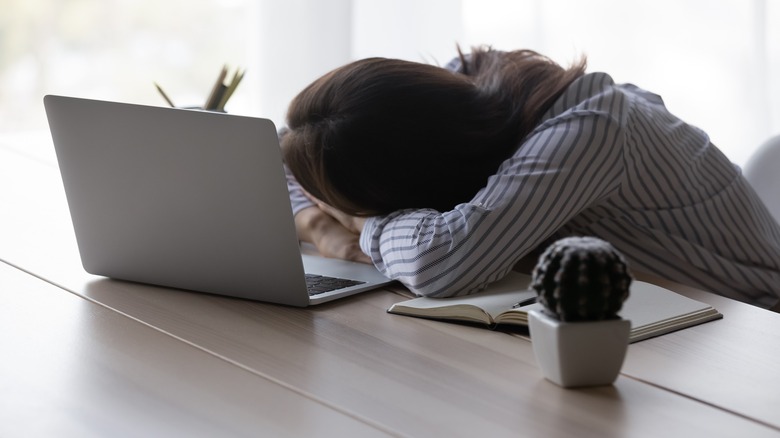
284,163,316,215
294,206,370,264
360,110,625,297
285,160,370,263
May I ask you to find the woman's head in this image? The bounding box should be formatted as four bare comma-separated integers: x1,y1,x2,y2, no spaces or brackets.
282,47,586,216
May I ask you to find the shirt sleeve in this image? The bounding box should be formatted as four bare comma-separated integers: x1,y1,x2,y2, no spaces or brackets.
285,164,315,215
360,109,626,297
444,55,464,73
278,127,315,215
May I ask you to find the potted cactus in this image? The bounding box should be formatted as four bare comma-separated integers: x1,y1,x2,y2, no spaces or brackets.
527,236,632,388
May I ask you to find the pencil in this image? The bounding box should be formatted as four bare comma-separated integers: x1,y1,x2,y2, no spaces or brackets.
154,82,175,107
217,68,245,110
204,65,228,110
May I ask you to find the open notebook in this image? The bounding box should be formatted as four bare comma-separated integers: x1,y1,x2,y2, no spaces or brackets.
387,272,722,343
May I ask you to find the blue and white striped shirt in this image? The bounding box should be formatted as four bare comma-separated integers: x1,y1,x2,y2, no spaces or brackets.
289,72,780,308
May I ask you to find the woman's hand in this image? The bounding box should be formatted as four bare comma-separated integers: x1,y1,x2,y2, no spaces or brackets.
313,201,367,235
294,206,371,264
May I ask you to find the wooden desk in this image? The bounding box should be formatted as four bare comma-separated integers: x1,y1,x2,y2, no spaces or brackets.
0,261,388,437
2,134,780,436
626,274,780,431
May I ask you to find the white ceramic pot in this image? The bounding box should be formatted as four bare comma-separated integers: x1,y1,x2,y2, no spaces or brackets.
528,309,630,388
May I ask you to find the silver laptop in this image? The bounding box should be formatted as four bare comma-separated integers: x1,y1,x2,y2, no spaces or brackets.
43,95,393,306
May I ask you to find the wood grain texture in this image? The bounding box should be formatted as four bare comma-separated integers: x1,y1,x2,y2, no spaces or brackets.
627,273,780,430
25,275,780,437
0,261,390,437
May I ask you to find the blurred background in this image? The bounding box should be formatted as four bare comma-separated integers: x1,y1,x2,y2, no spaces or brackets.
1,0,777,165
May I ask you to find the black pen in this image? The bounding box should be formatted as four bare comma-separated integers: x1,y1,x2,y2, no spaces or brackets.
512,296,538,308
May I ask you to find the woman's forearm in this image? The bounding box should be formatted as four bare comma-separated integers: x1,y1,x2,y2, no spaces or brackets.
294,206,333,243
294,206,371,264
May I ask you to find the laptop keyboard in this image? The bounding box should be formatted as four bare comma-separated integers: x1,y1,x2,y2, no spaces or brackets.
305,274,365,296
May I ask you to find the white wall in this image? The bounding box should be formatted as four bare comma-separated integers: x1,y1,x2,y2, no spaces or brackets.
248,0,778,165
249,0,353,129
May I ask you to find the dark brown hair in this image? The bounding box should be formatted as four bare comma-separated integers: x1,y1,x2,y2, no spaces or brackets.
282,46,586,216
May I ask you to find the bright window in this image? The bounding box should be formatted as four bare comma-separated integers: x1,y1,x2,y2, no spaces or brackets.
1,0,254,131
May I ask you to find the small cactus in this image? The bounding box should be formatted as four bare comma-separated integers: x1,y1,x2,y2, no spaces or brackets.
531,236,631,322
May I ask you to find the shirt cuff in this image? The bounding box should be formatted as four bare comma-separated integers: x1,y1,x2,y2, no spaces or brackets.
359,215,388,272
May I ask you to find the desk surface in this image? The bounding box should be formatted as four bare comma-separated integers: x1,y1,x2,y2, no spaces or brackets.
2,134,780,437
0,261,389,437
